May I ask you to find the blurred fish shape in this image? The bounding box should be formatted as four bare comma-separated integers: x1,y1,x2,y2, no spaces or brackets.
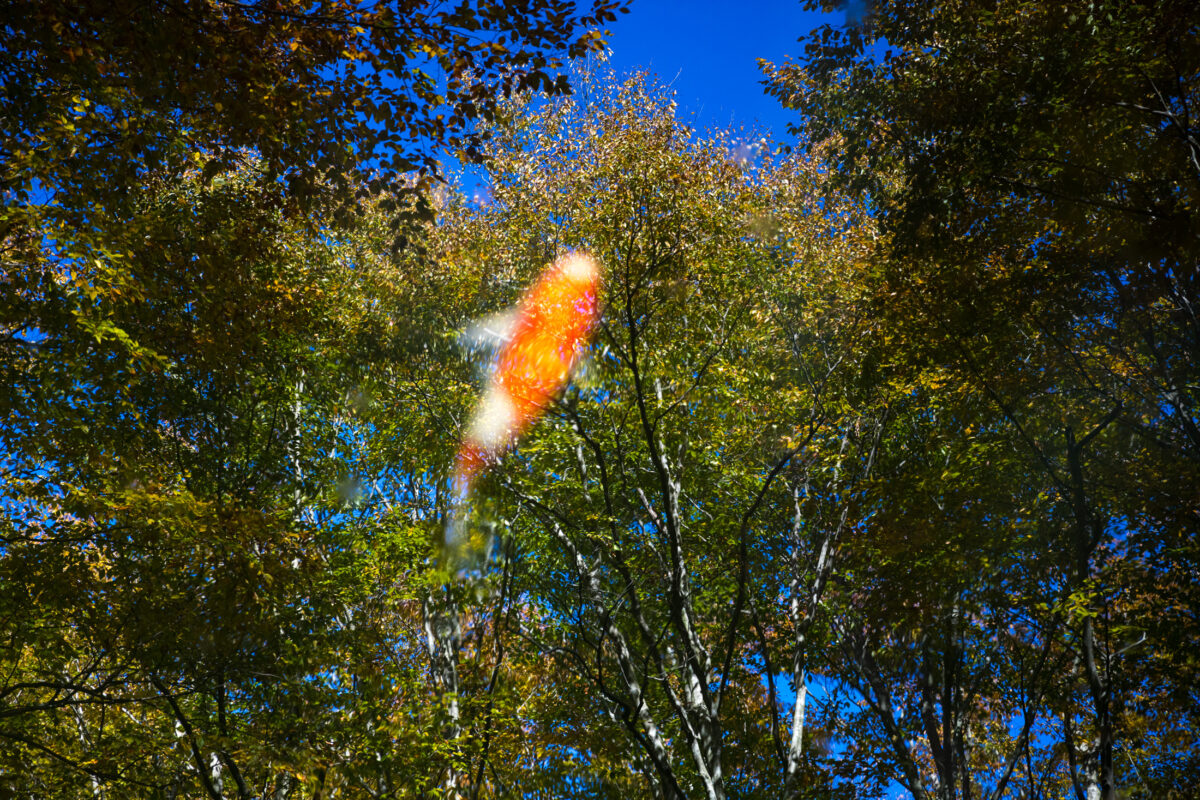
453,251,601,502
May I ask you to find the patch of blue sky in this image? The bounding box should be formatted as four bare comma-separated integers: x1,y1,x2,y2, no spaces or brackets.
444,1,861,205
603,1,831,139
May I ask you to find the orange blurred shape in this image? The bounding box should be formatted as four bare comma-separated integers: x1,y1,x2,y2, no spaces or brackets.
454,252,600,492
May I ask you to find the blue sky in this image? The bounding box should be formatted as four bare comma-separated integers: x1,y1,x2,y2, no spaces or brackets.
601,0,838,140
446,1,847,190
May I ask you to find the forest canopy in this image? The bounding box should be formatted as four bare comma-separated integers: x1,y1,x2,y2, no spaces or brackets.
1,1,1197,799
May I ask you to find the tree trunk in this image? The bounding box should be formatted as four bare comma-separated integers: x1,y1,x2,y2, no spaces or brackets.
423,585,463,797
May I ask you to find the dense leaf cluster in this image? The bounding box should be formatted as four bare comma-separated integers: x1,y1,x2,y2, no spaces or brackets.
2,0,627,222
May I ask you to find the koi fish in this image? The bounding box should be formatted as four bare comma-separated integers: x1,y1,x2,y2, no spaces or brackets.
453,252,601,500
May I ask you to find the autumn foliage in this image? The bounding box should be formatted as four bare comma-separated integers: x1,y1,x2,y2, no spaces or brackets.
1,2,1197,799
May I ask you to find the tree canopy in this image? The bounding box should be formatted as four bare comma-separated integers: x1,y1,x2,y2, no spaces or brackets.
762,2,1200,798
2,0,627,222
2,1,1198,798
